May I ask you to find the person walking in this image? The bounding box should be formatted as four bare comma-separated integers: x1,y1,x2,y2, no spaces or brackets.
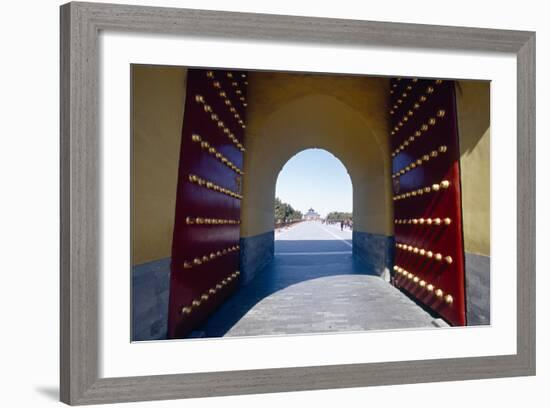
340,220,344,231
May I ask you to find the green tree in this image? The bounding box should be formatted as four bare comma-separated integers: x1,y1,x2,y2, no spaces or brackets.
274,197,303,224
325,211,353,223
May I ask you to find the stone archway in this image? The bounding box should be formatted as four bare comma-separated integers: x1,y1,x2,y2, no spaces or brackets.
238,72,395,284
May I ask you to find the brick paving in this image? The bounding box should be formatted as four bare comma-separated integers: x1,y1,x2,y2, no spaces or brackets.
194,221,446,338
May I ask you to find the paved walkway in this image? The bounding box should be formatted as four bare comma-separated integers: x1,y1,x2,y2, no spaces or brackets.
194,221,444,338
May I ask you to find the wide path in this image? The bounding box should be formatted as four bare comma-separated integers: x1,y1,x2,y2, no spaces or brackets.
194,221,445,338
276,219,353,245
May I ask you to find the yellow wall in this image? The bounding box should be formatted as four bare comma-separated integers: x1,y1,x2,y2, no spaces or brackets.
132,65,187,265
456,81,491,256
240,72,393,237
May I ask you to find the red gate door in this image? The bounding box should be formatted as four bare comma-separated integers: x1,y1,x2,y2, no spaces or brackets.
390,78,467,326
168,68,248,339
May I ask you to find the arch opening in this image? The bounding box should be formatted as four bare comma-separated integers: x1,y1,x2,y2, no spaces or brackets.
274,148,354,252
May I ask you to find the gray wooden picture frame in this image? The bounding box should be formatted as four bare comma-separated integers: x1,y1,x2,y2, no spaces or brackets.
60,1,536,405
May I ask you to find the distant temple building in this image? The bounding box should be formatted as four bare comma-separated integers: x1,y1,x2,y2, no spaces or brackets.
304,207,321,221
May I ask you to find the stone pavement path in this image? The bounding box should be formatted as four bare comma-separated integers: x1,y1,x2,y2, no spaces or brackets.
194,221,445,338
276,219,353,243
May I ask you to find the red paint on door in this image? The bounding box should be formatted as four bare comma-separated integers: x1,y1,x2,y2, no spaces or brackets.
168,69,248,339
390,78,467,326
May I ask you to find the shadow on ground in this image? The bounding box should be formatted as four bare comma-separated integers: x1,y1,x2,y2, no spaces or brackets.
193,239,379,338
274,239,352,253
34,386,58,401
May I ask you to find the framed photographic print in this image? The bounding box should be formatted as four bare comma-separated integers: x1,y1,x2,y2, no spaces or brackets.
60,1,535,405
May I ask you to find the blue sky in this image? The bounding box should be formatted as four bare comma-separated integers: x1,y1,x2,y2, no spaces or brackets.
275,149,352,218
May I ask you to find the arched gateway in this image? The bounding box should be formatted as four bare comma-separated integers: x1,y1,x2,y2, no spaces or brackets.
131,67,490,340
239,76,395,288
